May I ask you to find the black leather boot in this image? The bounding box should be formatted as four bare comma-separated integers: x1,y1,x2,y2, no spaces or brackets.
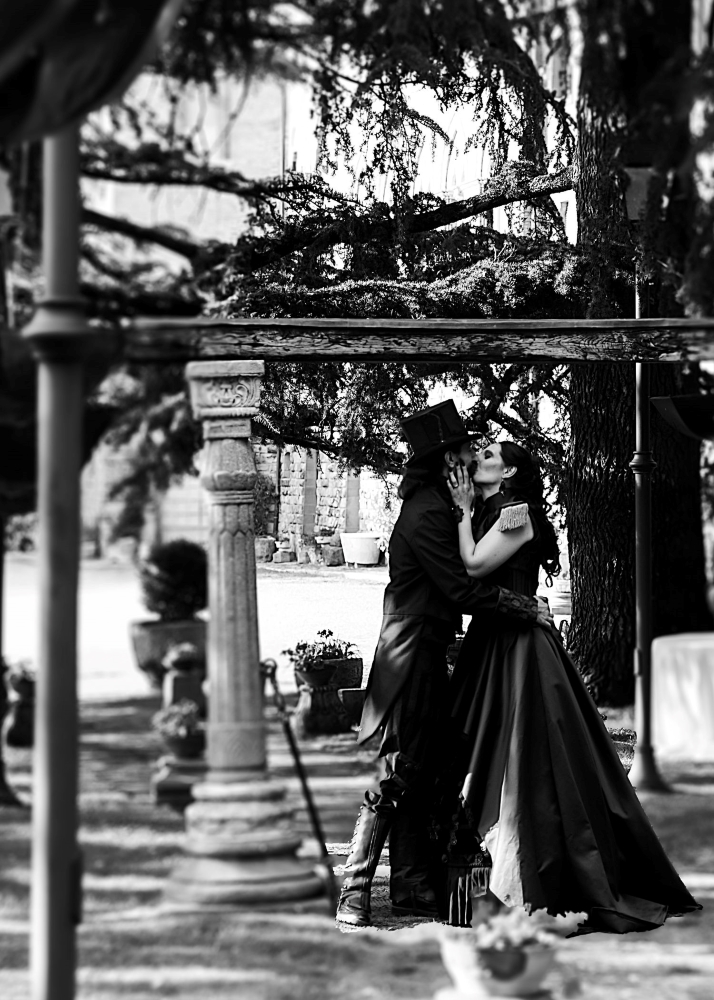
336,793,392,927
388,808,439,918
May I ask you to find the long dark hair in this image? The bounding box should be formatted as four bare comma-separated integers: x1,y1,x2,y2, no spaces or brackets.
498,441,561,580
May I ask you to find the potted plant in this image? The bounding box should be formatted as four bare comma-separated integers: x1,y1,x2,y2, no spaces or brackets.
130,539,208,689
4,659,36,748
284,629,362,689
439,907,585,997
283,630,363,736
152,699,206,759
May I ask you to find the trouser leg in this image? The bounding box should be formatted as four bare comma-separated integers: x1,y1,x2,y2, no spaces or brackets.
382,753,439,917
339,621,452,925
388,805,439,916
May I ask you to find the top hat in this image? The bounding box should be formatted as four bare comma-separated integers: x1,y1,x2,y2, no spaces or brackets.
401,399,471,467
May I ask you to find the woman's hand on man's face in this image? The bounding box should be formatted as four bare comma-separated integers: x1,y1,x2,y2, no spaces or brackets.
448,464,475,510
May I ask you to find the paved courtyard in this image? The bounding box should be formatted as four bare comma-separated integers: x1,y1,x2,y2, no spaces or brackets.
3,553,389,700
2,553,714,999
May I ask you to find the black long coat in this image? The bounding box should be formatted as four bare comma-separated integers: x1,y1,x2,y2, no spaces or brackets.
358,472,506,745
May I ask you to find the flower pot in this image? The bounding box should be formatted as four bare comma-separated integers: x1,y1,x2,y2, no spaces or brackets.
163,730,206,760
439,933,556,998
294,660,339,689
477,945,555,997
339,532,382,566
130,619,206,690
292,658,359,737
338,687,366,726
332,656,363,689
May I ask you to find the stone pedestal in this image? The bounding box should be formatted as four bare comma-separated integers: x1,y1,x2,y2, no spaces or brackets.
164,361,325,910
152,755,207,812
162,667,206,715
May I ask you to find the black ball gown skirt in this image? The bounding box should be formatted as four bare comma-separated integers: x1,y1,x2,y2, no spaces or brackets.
439,609,701,935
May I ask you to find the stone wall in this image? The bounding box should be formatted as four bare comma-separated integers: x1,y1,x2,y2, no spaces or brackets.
81,438,403,557
276,447,307,544
275,446,401,547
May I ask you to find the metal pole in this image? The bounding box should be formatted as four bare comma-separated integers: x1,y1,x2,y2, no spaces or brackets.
0,517,24,807
23,125,91,1000
628,273,669,792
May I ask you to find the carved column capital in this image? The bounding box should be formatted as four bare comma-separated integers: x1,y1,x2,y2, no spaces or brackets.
186,361,265,497
186,360,264,427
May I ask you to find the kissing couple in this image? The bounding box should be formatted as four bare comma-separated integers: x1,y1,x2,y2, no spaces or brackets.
336,399,700,935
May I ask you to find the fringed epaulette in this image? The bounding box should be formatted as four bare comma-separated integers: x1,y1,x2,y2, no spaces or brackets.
497,501,529,531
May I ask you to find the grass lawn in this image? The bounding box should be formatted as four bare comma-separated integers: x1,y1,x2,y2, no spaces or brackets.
1,697,713,999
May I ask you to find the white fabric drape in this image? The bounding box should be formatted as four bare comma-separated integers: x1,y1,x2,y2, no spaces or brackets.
652,633,714,761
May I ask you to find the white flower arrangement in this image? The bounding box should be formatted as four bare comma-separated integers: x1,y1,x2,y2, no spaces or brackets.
473,907,587,950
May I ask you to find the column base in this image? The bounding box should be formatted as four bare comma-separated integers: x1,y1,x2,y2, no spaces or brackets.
164,777,327,910
163,855,329,912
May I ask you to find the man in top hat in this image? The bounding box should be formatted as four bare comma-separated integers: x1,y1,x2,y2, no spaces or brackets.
336,399,553,927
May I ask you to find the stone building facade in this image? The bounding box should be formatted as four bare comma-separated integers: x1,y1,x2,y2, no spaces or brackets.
273,446,399,552
79,438,400,560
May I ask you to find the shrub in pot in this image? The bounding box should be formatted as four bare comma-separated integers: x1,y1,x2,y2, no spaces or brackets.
130,539,208,689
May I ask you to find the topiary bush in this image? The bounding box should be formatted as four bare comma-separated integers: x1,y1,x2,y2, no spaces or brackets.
139,539,207,621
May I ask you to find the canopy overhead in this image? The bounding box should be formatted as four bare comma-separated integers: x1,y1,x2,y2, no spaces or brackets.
0,0,182,144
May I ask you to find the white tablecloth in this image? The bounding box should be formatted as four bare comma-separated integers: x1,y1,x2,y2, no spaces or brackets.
652,633,714,760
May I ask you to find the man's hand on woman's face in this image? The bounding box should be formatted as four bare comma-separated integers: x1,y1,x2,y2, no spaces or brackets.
447,464,475,511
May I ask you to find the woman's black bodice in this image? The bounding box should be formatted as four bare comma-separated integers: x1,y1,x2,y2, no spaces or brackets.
472,492,541,597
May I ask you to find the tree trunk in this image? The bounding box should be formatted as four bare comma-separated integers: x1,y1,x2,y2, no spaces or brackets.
567,363,711,706
566,365,635,704
567,0,708,706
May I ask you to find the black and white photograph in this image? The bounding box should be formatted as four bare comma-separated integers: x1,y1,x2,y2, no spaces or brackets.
0,2,713,999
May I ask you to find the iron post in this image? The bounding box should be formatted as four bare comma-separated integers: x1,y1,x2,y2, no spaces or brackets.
23,125,91,1000
628,273,670,792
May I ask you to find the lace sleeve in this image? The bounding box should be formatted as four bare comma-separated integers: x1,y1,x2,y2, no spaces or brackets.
495,587,538,623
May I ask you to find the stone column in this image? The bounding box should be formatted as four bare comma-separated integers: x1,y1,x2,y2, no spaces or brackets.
166,360,325,908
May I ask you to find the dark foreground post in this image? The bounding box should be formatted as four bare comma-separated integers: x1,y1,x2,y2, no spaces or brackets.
23,126,90,1000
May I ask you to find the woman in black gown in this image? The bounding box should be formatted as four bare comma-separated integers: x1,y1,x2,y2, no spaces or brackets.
437,440,701,935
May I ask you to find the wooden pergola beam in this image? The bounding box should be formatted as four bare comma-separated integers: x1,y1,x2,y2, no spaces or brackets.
124,316,714,364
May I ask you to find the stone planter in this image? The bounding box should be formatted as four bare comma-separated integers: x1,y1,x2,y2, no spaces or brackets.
292,657,363,737
162,730,206,760
152,755,207,812
477,945,555,997
438,934,556,999
337,687,366,726
130,619,206,690
4,676,35,749
608,726,637,773
254,536,277,562
340,532,382,566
